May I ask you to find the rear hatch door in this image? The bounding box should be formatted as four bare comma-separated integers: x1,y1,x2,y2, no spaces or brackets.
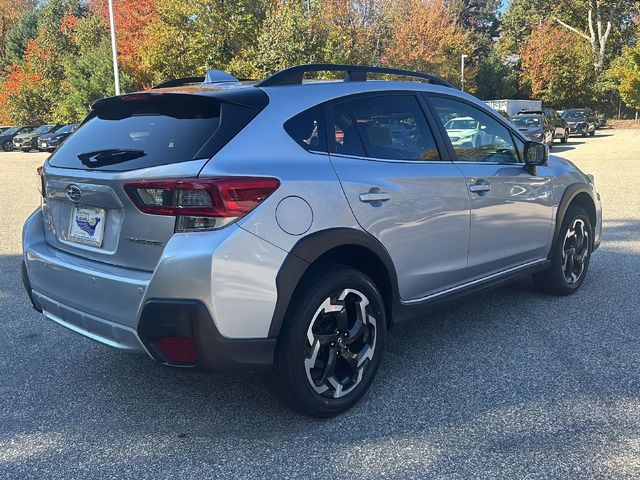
41,89,268,271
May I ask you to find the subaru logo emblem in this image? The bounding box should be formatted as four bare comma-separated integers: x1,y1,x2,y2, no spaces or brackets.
66,184,82,202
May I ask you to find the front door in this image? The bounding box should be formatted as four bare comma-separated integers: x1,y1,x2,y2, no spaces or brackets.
427,94,555,279
328,93,471,300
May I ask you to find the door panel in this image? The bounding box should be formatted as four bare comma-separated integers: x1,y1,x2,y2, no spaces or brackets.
454,163,554,277
428,95,555,278
332,157,471,299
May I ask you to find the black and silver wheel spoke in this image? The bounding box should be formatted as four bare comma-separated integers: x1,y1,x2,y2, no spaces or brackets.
304,289,377,399
561,218,589,285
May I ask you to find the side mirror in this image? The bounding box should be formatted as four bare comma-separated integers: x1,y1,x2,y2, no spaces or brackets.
524,141,548,171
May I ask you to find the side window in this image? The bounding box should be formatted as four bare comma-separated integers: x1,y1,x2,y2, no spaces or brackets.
284,105,327,152
429,96,520,164
332,102,366,157
347,95,440,161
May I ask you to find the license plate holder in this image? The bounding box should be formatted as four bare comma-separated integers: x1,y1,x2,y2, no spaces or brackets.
68,205,106,247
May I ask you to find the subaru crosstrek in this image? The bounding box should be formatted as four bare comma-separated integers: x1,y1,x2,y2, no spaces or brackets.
22,64,602,417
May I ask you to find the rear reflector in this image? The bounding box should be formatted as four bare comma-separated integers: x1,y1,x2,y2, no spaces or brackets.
124,177,280,231
156,336,198,364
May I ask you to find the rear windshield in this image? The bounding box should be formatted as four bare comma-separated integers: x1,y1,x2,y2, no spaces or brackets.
49,90,267,171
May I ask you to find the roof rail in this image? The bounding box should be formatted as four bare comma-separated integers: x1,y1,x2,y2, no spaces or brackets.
256,64,457,89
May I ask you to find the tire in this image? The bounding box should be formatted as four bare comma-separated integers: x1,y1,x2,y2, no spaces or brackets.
561,129,569,143
269,264,386,417
581,131,588,138
533,206,593,295
2,141,12,151
589,129,595,137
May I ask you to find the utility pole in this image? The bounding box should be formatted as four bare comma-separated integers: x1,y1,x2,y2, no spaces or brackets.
461,54,468,92
107,0,121,95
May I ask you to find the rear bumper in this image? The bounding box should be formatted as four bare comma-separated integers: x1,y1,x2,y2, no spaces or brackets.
22,209,286,373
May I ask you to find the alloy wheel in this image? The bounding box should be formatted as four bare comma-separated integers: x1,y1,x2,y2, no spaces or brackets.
562,218,589,285
304,288,377,399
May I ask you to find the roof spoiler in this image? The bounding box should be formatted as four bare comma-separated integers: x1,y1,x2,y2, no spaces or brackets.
152,70,241,89
256,64,457,89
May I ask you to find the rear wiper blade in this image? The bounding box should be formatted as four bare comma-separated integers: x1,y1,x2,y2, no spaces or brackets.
77,149,146,168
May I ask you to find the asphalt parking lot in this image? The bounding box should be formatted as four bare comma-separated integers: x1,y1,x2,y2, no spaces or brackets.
1,129,639,479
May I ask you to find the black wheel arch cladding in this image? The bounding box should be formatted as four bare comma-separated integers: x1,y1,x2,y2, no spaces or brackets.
268,228,399,338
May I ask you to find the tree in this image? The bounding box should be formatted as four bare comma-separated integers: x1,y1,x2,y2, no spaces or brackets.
140,0,266,84
2,9,39,69
475,51,519,100
447,0,500,49
520,21,596,107
0,0,36,65
318,0,389,66
610,30,640,111
234,0,322,78
498,0,555,55
553,0,639,73
383,0,473,88
54,15,133,122
89,0,157,86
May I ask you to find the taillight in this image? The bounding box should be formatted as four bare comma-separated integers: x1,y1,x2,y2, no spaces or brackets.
124,177,280,232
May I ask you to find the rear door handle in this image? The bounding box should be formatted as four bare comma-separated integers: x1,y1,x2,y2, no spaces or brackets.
469,184,491,193
359,192,391,203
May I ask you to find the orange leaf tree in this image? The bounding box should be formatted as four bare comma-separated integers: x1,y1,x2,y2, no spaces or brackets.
520,21,595,107
382,0,473,88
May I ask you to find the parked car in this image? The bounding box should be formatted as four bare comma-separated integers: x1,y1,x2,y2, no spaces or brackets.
22,64,602,417
37,124,79,152
519,108,569,144
14,124,64,152
443,116,489,147
510,113,555,148
561,109,597,137
596,114,607,129
0,126,37,151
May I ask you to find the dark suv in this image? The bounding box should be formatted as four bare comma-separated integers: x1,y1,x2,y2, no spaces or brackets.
519,109,569,144
562,109,597,137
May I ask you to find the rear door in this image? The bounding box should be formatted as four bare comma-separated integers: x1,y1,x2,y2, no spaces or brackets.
426,94,554,279
41,90,268,271
328,92,470,301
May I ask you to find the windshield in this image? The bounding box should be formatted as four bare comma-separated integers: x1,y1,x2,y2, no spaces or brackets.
511,116,542,128
562,110,588,120
33,125,56,134
445,118,478,130
54,124,77,134
2,127,18,135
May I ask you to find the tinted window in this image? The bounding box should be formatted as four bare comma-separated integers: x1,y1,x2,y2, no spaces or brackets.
284,105,326,152
332,102,366,157
348,95,440,161
430,96,519,164
49,91,267,171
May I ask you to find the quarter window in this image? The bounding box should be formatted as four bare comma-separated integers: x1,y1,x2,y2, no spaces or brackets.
347,95,440,161
429,96,520,164
284,105,327,152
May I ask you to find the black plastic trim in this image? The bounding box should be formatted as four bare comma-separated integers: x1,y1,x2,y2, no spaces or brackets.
268,228,400,337
138,299,275,373
392,260,550,323
257,64,456,89
548,184,597,258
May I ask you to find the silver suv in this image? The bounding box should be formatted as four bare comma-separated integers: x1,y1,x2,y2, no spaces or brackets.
22,64,602,417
